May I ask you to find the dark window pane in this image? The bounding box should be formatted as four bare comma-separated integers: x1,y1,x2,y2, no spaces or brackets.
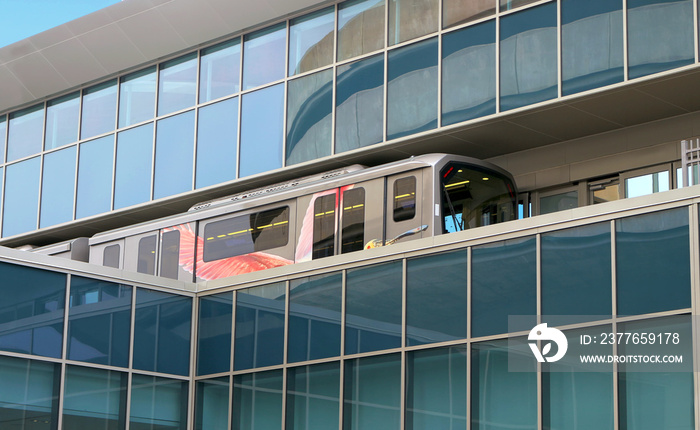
289,7,335,75
286,363,340,430
389,0,439,45
3,157,40,237
313,194,336,259
62,366,127,430
343,354,401,430
119,67,156,128
46,92,80,150
195,377,229,430
130,375,188,430
233,370,284,430
154,111,194,199
539,190,578,214
200,39,241,103
137,235,157,275
40,146,77,228
341,188,365,254
337,0,385,61
196,97,238,189
0,356,60,430
443,0,495,28
197,292,233,375
8,104,44,162
243,24,286,90
286,70,332,166
76,135,114,219
104,244,121,268
240,84,284,177
393,177,416,222
161,230,181,280
115,123,153,209
81,80,117,140
158,54,197,116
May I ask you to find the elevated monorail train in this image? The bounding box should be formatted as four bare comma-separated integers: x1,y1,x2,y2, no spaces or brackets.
37,154,517,282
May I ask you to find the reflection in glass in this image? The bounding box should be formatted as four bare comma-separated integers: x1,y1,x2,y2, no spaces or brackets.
287,363,340,430
240,84,284,177
625,170,670,198
539,190,577,215
500,0,539,11
137,235,156,275
389,0,439,45
387,38,438,140
200,39,241,103
196,97,238,188
287,70,332,166
40,146,77,228
3,157,40,237
76,135,114,219
0,355,59,429
119,67,156,128
338,0,385,61
197,292,233,375
154,111,194,199
115,123,153,209
8,104,43,162
235,283,286,370
158,54,198,116
130,375,188,430
195,377,229,430
443,0,495,28
243,24,286,90
0,116,6,163
344,354,401,429
62,366,126,429
45,92,80,150
289,7,335,75
81,80,118,140
233,370,284,430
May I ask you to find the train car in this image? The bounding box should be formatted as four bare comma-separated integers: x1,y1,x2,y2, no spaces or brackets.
87,154,517,282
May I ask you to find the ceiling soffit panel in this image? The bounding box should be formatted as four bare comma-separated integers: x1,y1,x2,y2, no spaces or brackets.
41,38,109,88
77,25,148,72
159,0,230,47
5,52,71,101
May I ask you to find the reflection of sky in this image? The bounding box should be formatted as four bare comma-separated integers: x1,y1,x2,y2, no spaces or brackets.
626,171,669,198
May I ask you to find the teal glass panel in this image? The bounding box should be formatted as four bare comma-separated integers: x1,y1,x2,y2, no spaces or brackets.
243,24,286,90
130,375,188,430
442,20,496,125
115,123,153,209
45,92,80,149
387,37,438,140
40,146,77,228
233,370,284,430
76,135,114,219
0,263,65,358
0,115,6,163
406,250,467,345
234,283,286,370
335,54,384,153
133,289,192,376
628,0,693,79
81,80,118,140
616,208,690,315
562,0,623,95
289,7,334,75
200,39,241,103
7,104,43,162
196,97,238,189
197,292,233,375
154,111,194,199
62,365,126,430
389,0,439,45
288,273,342,363
501,0,541,11
471,339,537,430
472,237,536,337
343,354,401,430
337,0,385,61
406,346,467,430
0,355,59,430
3,157,40,237
286,70,332,166
500,3,557,111
118,67,156,128
286,362,340,430
195,377,229,430
68,277,131,367
239,84,284,177
158,54,197,116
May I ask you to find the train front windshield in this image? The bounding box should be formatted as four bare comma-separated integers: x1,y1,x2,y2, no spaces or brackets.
440,163,516,233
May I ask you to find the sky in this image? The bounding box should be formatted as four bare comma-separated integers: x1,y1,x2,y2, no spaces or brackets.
0,0,121,48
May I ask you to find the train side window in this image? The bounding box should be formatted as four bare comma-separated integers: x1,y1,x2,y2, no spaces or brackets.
103,244,120,269
137,235,157,275
160,230,180,280
313,194,337,259
341,188,365,254
393,176,416,222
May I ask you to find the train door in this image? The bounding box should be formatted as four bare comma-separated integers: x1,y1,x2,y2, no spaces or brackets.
385,170,428,246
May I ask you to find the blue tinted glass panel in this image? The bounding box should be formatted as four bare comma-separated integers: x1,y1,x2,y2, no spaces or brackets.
68,277,131,367
628,0,693,79
81,80,117,140
197,292,233,375
233,370,284,430
500,3,557,111
345,262,402,355
40,146,76,228
200,39,241,103
0,355,59,429
406,250,467,345
133,289,192,376
3,157,40,237
7,104,43,162
239,85,284,177
387,38,438,140
119,67,156,128
158,54,198,116
76,135,114,219
389,0,439,45
335,54,384,153
616,208,690,315
0,263,65,358
338,0,385,61
45,92,80,150
115,123,153,209
196,98,238,188
286,70,332,166
130,375,188,430
562,0,623,95
0,116,6,163
243,24,286,90
234,283,285,370
154,111,194,199
289,7,335,75
195,377,229,430
287,362,340,430
288,273,341,363
343,354,401,430
472,237,536,337
62,366,126,429
442,20,496,125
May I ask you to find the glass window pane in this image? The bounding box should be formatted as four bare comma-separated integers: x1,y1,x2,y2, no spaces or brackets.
335,54,384,153
341,188,365,254
76,135,114,219
62,366,126,429
115,123,153,209
81,80,117,140
197,292,233,375
500,0,539,10
389,0,438,45
3,157,40,237
289,8,334,75
158,54,198,116
154,111,194,199
442,20,496,125
312,194,336,259
500,3,557,111
160,229,181,280
616,208,691,315
628,0,693,79
119,67,156,128
338,0,385,61
7,104,43,162
0,263,66,358
45,92,80,150
0,115,6,163
137,235,157,275
387,38,438,140
0,355,59,429
443,0,495,28
393,176,416,222
196,97,238,188
233,370,284,430
288,273,342,363
243,24,286,90
287,363,340,430
343,354,401,430
104,244,121,269
286,70,332,166
68,277,131,367
539,190,577,214
239,84,284,177
625,170,670,198
195,377,229,430
40,146,77,228
200,39,241,103
130,375,188,430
